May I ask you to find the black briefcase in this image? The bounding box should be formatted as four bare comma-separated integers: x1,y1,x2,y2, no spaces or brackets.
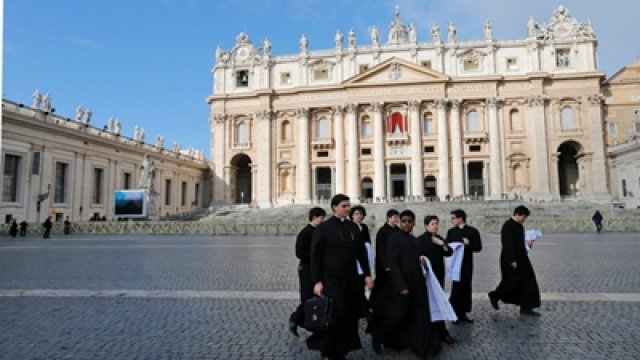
303,296,335,332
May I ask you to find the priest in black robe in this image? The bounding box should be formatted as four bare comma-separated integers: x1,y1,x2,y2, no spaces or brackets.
445,209,482,323
289,206,326,336
489,205,541,316
307,194,373,360
368,210,440,358
417,215,455,344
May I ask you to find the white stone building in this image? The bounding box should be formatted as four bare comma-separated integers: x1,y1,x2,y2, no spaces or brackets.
208,6,611,207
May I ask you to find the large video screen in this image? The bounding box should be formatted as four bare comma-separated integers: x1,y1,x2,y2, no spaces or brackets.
114,190,147,218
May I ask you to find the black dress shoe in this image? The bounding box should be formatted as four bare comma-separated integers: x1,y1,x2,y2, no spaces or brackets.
520,309,541,317
442,335,457,344
288,320,298,336
488,291,500,310
372,340,383,354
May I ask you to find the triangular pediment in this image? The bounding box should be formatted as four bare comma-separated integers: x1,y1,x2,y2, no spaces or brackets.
606,60,640,84
343,57,449,86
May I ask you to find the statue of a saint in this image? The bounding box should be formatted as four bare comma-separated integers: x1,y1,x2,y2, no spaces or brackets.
155,135,164,148
431,23,441,43
76,106,85,121
299,34,308,53
42,93,52,112
215,46,223,62
32,90,43,108
528,16,538,37
263,37,272,56
348,28,356,49
114,118,121,135
134,126,140,140
139,128,145,142
334,30,343,49
138,154,156,191
408,24,417,43
447,22,457,43
484,20,493,41
84,108,92,124
370,26,380,47
173,141,181,152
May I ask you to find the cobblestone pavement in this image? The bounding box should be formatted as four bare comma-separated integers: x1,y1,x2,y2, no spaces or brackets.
1,232,639,359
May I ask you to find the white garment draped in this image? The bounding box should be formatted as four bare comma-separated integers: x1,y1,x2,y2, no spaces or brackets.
524,229,543,253
446,242,465,281
421,256,458,322
357,242,374,275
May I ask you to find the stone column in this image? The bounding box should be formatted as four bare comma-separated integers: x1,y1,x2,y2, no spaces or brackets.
223,165,233,203
408,100,424,198
436,99,449,198
372,102,385,201
550,152,561,200
346,104,359,202
250,164,258,204
386,164,392,200
255,110,273,208
527,96,552,200
212,115,227,203
332,106,345,194
296,108,311,204
586,95,611,200
487,98,503,199
406,162,412,199
450,100,464,197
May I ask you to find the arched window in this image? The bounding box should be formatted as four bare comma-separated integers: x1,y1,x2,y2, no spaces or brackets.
509,109,522,132
561,106,574,129
361,116,372,138
280,120,291,142
387,112,404,133
236,121,248,145
467,110,480,132
423,113,434,134
316,116,329,139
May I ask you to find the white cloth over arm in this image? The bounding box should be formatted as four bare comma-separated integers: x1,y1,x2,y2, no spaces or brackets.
421,256,458,322
524,229,543,253
446,242,465,281
356,242,374,275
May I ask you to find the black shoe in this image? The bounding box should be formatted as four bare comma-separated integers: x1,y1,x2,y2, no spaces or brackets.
459,314,474,323
288,319,298,336
372,340,383,354
442,335,457,344
520,309,541,317
488,291,499,310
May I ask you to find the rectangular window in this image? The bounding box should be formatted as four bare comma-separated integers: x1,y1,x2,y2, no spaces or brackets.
31,152,41,175
621,179,628,197
556,49,570,68
463,59,479,71
54,162,69,203
421,60,432,69
93,168,104,204
361,148,372,156
424,146,435,153
313,68,329,81
236,70,249,87
608,123,617,136
181,181,187,206
469,145,482,152
361,122,372,138
280,72,292,85
506,57,518,70
123,172,132,190
194,183,200,207
165,179,172,205
317,151,329,158
635,122,640,133
358,64,369,73
2,154,21,202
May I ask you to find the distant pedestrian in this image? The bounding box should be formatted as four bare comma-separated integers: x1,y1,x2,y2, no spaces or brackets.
19,220,28,236
489,205,541,316
64,216,71,235
9,219,18,237
43,216,52,238
591,210,603,233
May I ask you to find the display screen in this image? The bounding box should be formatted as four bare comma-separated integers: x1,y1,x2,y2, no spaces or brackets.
113,190,146,217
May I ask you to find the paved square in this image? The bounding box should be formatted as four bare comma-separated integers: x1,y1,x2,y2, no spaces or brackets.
1,232,639,359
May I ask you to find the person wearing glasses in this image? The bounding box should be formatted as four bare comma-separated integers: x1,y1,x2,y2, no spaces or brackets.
446,209,482,324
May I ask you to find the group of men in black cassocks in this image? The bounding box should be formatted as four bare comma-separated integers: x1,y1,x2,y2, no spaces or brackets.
289,195,541,360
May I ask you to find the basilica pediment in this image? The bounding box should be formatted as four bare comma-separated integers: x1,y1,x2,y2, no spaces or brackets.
343,57,449,86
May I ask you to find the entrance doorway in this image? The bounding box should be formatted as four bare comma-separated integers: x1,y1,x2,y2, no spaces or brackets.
467,162,485,197
361,177,373,201
390,164,406,198
557,141,580,197
424,175,437,198
231,154,252,204
315,167,332,201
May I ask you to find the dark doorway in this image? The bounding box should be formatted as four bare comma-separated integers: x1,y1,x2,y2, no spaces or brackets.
467,162,485,197
558,141,580,197
390,164,406,198
361,177,373,201
231,154,252,204
315,167,332,201
424,175,437,198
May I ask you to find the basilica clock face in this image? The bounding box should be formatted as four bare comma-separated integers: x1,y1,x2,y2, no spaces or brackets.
236,46,250,60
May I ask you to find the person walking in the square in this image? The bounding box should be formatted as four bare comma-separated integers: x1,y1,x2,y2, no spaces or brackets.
9,219,18,237
289,206,326,337
19,220,28,237
42,216,52,238
64,216,71,235
489,205,541,316
446,209,482,323
591,210,603,233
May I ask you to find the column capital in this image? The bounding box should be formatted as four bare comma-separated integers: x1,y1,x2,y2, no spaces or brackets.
345,103,358,114
212,114,228,124
485,97,503,108
435,99,448,109
370,102,384,113
254,109,274,120
450,99,462,109
331,105,344,114
526,95,547,107
587,93,604,105
408,100,421,111
295,107,309,118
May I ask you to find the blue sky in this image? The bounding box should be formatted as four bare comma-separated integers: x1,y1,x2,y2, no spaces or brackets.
3,0,639,159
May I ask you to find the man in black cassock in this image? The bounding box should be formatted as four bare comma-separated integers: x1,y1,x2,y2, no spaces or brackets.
417,215,455,345
446,209,482,323
489,205,541,316
289,207,326,337
307,194,373,360
368,210,440,358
